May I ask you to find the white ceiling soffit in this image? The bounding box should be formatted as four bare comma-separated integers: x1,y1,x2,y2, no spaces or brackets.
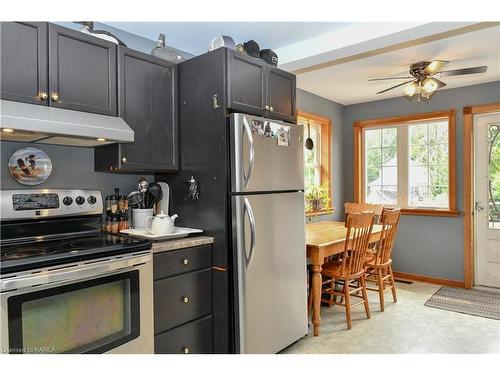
286,22,500,105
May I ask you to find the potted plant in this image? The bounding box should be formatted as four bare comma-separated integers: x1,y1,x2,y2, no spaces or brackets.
305,183,330,211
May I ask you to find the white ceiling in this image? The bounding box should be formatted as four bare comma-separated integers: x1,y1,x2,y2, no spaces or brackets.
295,24,500,105
105,22,350,56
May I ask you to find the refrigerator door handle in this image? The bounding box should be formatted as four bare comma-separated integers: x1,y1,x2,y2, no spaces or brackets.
242,117,255,189
244,197,256,270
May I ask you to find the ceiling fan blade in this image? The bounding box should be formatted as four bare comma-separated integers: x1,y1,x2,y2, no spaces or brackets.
432,78,447,89
423,60,449,75
438,66,488,77
376,80,414,94
368,76,413,81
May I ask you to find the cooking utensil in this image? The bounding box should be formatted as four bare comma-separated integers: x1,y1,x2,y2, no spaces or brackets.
147,182,163,208
305,121,314,150
137,178,149,209
208,35,236,52
127,191,142,208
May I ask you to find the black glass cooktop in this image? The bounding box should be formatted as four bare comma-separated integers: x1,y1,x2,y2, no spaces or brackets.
0,233,151,274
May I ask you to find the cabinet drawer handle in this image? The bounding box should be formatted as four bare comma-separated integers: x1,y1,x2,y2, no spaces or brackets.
51,93,59,101
181,258,189,265
181,296,189,303
181,346,190,354
121,157,127,163
39,92,48,100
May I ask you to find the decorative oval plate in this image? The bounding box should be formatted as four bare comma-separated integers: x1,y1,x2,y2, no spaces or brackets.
8,147,52,185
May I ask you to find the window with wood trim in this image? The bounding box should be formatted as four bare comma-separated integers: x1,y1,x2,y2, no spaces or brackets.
354,110,458,216
297,111,332,215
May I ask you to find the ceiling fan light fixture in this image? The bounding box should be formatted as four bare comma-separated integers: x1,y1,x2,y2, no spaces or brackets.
422,77,438,94
403,82,417,97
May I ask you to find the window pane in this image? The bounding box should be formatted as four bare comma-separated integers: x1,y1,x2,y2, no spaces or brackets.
366,129,381,148
408,121,450,208
366,148,381,185
303,122,321,189
382,128,397,148
409,123,428,146
364,127,398,204
488,124,500,228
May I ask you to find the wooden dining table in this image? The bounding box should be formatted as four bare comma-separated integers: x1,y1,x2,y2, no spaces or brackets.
306,220,383,336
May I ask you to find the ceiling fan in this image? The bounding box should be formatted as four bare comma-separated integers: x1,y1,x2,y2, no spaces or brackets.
369,60,488,101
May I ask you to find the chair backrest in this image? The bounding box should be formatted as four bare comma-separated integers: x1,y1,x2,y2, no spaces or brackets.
373,208,401,265
344,202,383,225
341,211,375,276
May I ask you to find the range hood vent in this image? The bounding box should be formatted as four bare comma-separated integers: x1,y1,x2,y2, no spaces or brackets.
0,100,134,147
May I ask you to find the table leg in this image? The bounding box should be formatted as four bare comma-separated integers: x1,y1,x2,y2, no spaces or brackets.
311,263,322,336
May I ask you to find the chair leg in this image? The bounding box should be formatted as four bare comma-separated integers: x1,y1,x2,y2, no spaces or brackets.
377,268,385,312
343,279,352,329
307,269,312,316
360,275,371,319
388,265,397,303
329,279,335,306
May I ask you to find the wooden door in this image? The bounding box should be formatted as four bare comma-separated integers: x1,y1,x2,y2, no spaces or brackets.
266,66,296,123
227,50,266,116
474,112,500,288
118,48,177,171
1,22,48,105
48,24,117,115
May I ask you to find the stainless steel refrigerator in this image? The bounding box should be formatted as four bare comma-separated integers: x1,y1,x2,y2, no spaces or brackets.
230,113,308,354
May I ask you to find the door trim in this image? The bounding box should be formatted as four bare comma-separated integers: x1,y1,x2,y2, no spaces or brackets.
463,102,500,288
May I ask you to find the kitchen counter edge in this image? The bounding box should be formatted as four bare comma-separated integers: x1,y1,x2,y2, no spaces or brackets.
151,236,214,254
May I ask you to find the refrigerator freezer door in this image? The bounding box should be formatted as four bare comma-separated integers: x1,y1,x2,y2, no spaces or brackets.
233,192,308,353
231,113,304,193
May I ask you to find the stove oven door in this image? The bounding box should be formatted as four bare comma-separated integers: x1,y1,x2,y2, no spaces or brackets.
0,254,153,354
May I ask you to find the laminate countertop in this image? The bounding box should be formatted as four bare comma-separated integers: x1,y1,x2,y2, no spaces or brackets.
151,236,214,254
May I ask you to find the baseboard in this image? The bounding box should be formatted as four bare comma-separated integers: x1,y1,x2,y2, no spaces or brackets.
392,271,465,288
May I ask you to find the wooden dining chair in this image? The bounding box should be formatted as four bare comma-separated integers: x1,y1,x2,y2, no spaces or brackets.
364,208,401,311
320,212,375,329
344,202,384,225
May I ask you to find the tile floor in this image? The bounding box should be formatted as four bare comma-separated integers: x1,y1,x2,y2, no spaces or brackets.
282,281,500,354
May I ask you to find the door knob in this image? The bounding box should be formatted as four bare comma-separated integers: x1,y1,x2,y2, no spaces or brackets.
51,93,59,101
121,157,127,163
39,92,48,100
181,296,189,303
269,106,274,112
475,202,485,211
182,258,189,265
265,105,270,110
181,346,190,354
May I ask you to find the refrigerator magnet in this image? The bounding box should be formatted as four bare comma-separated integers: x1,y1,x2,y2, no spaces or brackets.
277,126,290,146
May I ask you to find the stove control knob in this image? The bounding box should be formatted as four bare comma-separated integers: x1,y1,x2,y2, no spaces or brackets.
87,195,97,205
63,196,73,206
75,196,85,205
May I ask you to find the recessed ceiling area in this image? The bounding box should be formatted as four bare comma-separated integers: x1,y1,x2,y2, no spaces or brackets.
294,24,500,105
105,22,351,56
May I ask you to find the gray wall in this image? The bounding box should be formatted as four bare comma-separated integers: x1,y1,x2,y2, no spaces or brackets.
343,80,500,281
297,89,345,221
1,141,153,198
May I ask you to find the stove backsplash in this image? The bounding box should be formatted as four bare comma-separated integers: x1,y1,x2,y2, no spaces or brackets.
0,141,152,197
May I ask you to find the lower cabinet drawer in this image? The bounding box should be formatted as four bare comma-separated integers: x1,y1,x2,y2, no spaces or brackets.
154,315,213,354
154,268,212,333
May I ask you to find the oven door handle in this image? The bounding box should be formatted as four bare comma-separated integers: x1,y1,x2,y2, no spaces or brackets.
1,253,151,292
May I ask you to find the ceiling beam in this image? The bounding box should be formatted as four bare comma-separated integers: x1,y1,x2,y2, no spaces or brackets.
277,22,499,74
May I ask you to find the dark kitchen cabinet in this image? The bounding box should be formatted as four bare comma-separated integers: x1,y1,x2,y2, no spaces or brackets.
227,51,266,116
267,66,296,122
153,244,213,354
1,22,48,105
95,47,178,173
226,49,296,123
48,24,117,116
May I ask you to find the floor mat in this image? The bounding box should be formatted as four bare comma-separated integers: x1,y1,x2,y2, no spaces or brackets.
424,286,500,320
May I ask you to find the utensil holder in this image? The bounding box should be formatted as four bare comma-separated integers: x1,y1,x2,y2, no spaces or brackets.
132,208,154,230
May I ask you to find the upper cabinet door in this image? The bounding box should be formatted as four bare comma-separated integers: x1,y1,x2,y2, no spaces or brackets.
119,48,178,171
227,50,266,116
266,66,296,123
48,24,117,116
1,22,48,105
